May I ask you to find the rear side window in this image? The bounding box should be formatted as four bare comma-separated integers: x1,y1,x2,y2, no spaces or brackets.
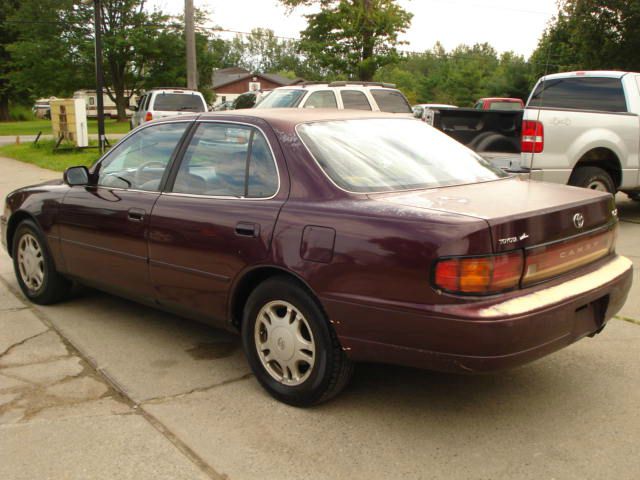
528,77,627,112
340,91,371,111
152,93,205,112
303,91,338,109
173,123,278,198
371,89,412,113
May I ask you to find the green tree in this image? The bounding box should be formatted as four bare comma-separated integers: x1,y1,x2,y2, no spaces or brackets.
0,0,19,121
281,0,412,80
531,0,640,76
100,1,169,121
6,0,94,102
227,28,302,74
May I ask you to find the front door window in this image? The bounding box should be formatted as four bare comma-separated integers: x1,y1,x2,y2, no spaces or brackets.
97,122,189,191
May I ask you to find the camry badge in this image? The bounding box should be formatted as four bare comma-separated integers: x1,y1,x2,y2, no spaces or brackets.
573,213,585,229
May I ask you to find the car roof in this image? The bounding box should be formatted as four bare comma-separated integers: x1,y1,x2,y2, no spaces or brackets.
479,98,522,102
197,108,408,126
274,82,398,91
540,70,632,81
145,88,202,94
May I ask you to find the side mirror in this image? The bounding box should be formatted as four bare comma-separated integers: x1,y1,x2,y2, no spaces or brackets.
64,166,90,186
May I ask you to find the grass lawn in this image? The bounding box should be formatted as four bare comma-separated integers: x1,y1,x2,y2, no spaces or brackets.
0,140,102,171
0,118,130,136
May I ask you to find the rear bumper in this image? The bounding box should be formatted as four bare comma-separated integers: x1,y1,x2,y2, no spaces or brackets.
325,255,633,373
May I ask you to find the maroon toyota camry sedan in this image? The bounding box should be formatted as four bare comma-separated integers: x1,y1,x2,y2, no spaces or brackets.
1,110,632,406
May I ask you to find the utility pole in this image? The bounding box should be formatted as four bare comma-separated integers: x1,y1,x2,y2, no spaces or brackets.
185,0,197,89
94,0,106,153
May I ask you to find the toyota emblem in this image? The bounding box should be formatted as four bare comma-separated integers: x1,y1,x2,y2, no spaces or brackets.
573,213,585,229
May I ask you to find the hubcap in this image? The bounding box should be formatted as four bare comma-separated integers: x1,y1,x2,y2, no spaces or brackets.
17,233,44,292
254,300,315,386
587,180,608,192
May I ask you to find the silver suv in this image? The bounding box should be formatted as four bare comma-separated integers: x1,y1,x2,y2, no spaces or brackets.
131,88,207,129
255,82,412,114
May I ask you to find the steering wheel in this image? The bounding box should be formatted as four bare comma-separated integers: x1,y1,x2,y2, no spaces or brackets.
134,160,166,187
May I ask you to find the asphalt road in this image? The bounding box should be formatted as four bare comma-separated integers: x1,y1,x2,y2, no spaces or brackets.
1,156,639,480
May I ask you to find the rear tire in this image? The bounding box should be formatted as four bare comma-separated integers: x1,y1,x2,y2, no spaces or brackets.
568,166,615,194
242,276,353,406
12,220,71,305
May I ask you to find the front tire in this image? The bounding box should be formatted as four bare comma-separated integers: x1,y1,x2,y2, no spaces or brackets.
12,220,71,305
568,166,615,194
242,277,353,406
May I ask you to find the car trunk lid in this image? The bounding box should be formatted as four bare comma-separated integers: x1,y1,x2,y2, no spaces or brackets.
374,177,616,252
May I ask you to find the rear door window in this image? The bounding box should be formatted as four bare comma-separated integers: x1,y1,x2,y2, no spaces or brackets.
303,91,338,109
528,77,627,112
371,89,412,113
152,93,205,112
340,91,372,111
173,123,278,198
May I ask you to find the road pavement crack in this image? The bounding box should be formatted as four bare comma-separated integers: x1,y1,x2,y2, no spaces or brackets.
142,373,254,405
0,274,227,480
0,330,50,359
615,315,640,326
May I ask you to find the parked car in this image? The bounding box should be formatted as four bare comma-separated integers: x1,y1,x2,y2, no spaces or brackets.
130,88,207,129
474,97,524,110
509,70,640,198
213,100,235,111
2,110,632,406
232,90,271,109
255,81,412,114
32,97,56,119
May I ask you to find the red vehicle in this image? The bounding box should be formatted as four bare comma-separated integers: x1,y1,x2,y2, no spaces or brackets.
1,110,632,406
474,97,525,110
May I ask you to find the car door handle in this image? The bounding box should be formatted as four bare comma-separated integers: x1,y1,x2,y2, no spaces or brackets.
235,222,259,237
127,208,146,222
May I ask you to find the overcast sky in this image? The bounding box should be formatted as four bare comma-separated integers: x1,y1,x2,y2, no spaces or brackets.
149,0,559,58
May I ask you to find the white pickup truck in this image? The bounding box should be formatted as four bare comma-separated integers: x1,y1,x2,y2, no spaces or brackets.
511,70,640,200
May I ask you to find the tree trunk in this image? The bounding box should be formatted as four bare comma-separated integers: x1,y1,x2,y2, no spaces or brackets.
0,94,10,122
358,0,375,81
115,94,127,122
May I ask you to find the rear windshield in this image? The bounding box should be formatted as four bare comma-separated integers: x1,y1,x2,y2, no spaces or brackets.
371,89,412,113
152,93,205,112
528,77,627,112
297,119,507,193
256,89,305,108
488,101,522,110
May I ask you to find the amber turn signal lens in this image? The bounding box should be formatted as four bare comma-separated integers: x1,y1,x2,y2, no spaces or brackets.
434,252,524,295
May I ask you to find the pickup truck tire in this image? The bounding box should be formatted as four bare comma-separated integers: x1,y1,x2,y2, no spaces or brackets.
473,133,520,154
568,167,615,194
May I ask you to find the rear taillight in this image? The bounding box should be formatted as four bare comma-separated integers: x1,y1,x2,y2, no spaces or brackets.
522,228,615,286
434,252,523,295
145,112,153,122
521,120,544,153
